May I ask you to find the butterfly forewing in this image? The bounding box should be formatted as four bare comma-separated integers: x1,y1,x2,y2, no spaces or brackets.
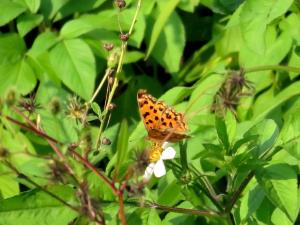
137,89,189,142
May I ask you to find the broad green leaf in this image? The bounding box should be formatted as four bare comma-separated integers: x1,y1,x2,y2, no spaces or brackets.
238,184,266,223
0,185,78,225
178,0,200,12
0,33,26,64
50,39,96,100
145,0,180,59
162,201,197,225
0,165,19,199
244,119,279,158
239,0,293,54
150,11,185,73
215,116,230,151
0,58,36,95
39,0,69,20
148,209,162,225
0,1,26,26
39,110,79,143
157,180,182,206
17,14,43,37
0,33,36,94
187,74,224,116
254,82,300,121
123,51,144,64
271,208,294,225
115,119,129,177
24,0,40,13
28,32,59,56
160,86,192,105
54,0,106,21
256,163,298,222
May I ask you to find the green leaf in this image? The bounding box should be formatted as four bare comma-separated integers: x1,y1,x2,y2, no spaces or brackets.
149,11,185,73
254,82,300,121
28,32,59,56
244,119,279,158
238,184,266,223
256,163,298,222
215,116,230,151
157,180,182,206
187,74,224,115
145,0,180,59
54,0,106,21
148,209,162,225
50,39,96,100
24,0,41,13
239,0,293,54
0,1,26,26
0,33,26,64
295,46,300,57
0,185,78,225
17,14,43,37
0,58,37,95
40,0,69,20
91,102,101,117
123,51,144,64
0,165,19,199
115,119,129,177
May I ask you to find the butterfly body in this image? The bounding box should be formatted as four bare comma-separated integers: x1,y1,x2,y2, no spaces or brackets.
137,89,189,143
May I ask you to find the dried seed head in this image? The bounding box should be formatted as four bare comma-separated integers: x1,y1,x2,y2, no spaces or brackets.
49,97,61,115
48,159,67,183
115,0,126,9
0,147,9,159
107,103,116,110
5,88,18,106
66,96,86,122
18,94,41,114
108,76,114,86
102,137,111,145
103,43,114,51
119,33,129,42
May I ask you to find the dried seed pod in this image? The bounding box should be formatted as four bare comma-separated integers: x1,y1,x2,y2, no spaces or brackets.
102,137,111,145
107,103,116,110
119,33,129,42
115,0,126,9
103,43,114,51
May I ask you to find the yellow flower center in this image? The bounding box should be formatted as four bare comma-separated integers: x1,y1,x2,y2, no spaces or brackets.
148,144,163,163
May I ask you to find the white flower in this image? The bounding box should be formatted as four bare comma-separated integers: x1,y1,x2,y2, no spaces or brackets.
143,142,176,181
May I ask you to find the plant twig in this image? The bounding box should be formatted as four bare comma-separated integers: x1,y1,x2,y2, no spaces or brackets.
244,65,300,74
225,171,254,213
145,202,224,218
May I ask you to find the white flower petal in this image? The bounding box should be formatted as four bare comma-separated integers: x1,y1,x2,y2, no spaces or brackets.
153,159,166,177
161,147,176,160
143,163,155,180
162,142,169,149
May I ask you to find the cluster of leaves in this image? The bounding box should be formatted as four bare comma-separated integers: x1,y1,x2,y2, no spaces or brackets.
0,0,300,225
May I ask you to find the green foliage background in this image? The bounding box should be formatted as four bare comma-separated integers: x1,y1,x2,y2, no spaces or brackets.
0,0,300,225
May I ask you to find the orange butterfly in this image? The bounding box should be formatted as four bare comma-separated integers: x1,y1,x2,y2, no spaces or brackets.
137,89,189,143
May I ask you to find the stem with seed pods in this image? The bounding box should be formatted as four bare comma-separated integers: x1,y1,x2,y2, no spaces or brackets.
95,0,142,152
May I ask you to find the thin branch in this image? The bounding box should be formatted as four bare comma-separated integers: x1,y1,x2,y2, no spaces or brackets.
68,148,118,195
244,65,300,74
225,171,254,213
145,202,224,218
4,161,79,212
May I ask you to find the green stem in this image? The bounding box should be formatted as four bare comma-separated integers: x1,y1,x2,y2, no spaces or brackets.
244,65,300,74
88,69,111,105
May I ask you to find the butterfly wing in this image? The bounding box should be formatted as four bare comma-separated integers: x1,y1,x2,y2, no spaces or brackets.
137,89,188,142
